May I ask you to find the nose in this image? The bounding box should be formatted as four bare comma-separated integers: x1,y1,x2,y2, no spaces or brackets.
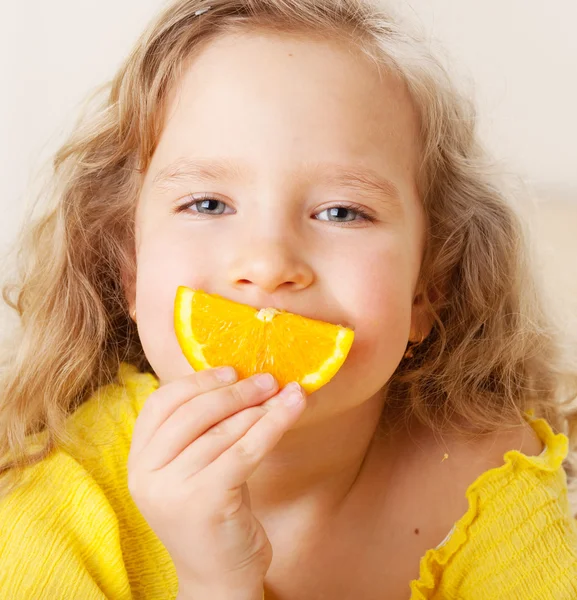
227,237,315,296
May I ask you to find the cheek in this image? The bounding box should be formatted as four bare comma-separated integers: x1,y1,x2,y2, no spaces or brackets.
134,225,212,381
136,227,211,313
340,242,415,376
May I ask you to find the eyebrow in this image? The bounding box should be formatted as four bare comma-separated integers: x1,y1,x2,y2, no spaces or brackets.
151,157,403,210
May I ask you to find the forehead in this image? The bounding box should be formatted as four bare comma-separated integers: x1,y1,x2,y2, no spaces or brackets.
164,31,418,141
145,30,422,203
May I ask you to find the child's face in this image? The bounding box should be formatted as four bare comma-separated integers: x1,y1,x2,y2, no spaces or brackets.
133,30,428,415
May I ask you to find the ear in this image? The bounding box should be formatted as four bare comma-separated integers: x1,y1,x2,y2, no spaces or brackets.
409,291,435,342
408,275,445,342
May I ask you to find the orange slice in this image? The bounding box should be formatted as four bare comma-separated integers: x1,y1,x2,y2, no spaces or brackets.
174,286,354,394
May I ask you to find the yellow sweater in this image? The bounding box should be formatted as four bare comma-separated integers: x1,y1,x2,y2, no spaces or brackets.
1,363,576,599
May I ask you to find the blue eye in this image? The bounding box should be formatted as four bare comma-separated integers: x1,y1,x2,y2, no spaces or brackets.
175,195,230,215
317,207,356,223
315,204,374,224
189,198,227,214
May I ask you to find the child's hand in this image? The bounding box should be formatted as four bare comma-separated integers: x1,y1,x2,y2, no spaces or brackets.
127,367,306,596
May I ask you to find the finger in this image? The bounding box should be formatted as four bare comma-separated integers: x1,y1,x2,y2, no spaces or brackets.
165,405,265,479
208,382,307,489
170,383,304,478
140,373,280,471
129,367,238,463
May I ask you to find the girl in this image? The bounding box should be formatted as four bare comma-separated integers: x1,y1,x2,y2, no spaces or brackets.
1,1,576,598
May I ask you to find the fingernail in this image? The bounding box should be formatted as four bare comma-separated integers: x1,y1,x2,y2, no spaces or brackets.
279,382,303,407
254,373,276,390
215,367,237,383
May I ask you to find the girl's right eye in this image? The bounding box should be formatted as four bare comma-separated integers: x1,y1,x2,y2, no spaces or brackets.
173,195,232,216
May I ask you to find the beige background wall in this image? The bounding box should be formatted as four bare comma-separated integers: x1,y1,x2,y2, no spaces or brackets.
405,0,577,189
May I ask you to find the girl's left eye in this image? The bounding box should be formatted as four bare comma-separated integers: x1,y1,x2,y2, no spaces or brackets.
314,205,374,224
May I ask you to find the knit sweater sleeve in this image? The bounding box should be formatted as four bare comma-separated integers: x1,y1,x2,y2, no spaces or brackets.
0,446,133,599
